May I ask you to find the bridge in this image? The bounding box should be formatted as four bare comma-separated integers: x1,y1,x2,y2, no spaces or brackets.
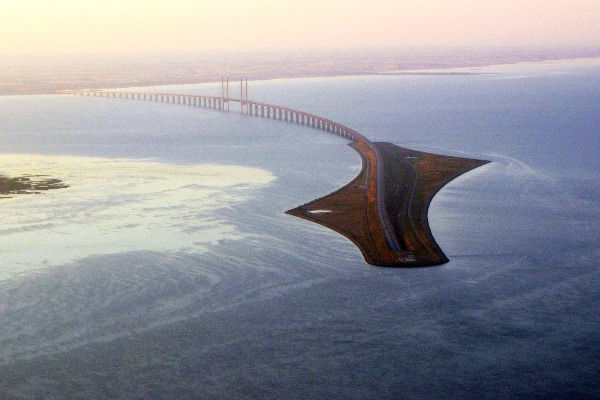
74,89,365,142
68,85,487,267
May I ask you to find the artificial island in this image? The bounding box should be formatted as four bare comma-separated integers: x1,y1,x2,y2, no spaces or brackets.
69,86,488,267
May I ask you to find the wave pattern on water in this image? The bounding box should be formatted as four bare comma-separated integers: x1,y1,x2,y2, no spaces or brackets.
0,154,275,280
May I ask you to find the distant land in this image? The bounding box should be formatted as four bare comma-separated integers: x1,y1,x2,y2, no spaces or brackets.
1,47,600,95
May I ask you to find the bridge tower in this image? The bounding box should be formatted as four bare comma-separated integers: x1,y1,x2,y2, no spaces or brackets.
240,79,249,114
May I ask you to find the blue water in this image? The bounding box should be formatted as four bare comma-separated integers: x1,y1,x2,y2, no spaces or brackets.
0,60,599,399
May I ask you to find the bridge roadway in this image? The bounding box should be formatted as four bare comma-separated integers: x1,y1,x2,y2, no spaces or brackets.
72,89,404,261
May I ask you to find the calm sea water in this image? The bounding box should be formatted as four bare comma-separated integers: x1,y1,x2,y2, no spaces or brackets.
1,59,599,399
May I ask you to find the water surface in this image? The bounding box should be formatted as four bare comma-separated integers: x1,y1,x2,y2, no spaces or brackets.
0,59,598,399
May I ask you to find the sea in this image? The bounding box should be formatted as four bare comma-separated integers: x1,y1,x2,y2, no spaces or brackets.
0,59,599,399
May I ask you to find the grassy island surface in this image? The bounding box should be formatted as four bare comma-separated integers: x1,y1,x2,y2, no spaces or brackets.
287,142,488,267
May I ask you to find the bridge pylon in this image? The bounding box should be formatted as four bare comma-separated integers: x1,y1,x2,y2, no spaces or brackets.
240,79,249,114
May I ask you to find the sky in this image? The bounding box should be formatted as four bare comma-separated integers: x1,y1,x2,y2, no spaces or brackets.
1,0,599,56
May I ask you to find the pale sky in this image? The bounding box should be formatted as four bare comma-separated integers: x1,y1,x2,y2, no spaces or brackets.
1,0,599,55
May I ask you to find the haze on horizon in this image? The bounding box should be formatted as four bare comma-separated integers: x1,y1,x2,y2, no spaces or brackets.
1,0,600,56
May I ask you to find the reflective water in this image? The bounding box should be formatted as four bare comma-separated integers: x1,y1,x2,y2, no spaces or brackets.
0,59,599,399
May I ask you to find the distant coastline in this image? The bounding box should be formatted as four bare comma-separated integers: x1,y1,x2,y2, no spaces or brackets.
1,47,600,96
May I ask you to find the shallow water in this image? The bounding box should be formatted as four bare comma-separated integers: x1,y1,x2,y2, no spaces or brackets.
0,59,599,399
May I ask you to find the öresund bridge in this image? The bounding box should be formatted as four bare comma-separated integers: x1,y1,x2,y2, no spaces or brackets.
69,81,487,267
